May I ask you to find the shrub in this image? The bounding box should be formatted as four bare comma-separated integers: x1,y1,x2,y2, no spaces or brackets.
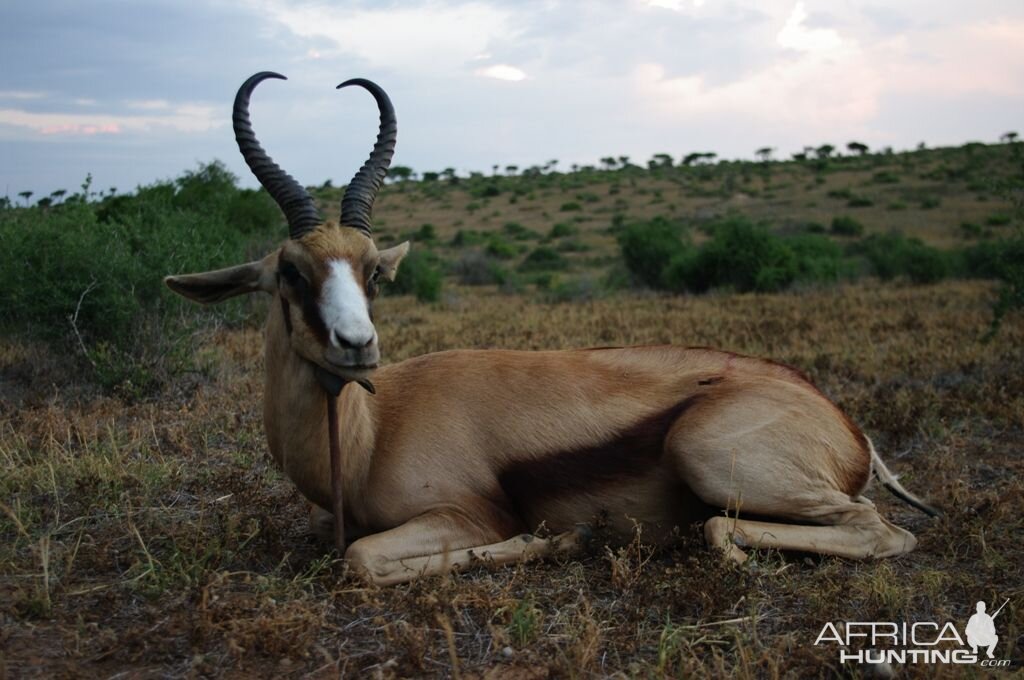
451,251,509,286
986,213,1011,226
560,201,582,212
503,222,538,240
0,161,283,390
414,223,437,242
786,234,850,284
850,233,950,284
450,229,485,247
518,246,569,272
871,171,901,184
549,222,577,238
486,236,517,259
847,195,874,208
831,215,865,237
673,218,798,293
616,217,688,288
388,249,442,302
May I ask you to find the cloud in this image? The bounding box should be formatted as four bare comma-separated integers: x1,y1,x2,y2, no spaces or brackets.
251,0,517,74
0,103,223,137
777,2,845,52
475,64,527,82
0,90,47,100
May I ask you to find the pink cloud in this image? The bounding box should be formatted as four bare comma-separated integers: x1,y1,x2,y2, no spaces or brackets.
40,123,122,136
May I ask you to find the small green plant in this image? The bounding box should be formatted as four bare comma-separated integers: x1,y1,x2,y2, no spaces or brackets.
831,215,865,237
549,222,577,238
560,201,582,211
986,213,1011,226
518,246,569,272
387,249,443,302
486,236,517,260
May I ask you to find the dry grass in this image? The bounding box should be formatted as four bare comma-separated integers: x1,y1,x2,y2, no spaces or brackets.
1,278,1022,678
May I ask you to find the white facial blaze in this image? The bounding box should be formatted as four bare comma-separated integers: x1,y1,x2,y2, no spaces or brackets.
320,260,375,347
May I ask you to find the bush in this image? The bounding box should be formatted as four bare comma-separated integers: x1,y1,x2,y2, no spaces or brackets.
518,246,569,272
616,217,689,288
831,215,865,237
847,195,874,208
0,162,283,390
850,233,950,283
388,249,443,302
560,201,582,212
503,222,538,240
786,234,850,284
549,222,577,238
672,218,798,293
451,251,508,286
486,236,517,259
450,229,485,247
986,213,1011,226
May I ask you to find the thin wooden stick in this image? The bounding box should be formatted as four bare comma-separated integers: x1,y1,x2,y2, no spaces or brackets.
327,392,345,553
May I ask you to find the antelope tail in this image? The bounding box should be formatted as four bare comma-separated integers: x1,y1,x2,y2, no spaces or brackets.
868,437,941,517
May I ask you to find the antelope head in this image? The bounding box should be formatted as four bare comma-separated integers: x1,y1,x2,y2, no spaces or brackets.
165,72,408,385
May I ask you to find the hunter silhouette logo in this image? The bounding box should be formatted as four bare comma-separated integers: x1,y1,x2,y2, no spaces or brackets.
814,597,1012,667
966,599,1008,659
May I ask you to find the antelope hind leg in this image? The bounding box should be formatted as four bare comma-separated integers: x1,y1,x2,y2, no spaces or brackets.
344,509,585,586
705,513,917,564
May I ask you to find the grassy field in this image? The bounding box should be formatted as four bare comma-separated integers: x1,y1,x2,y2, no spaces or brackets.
1,143,1023,677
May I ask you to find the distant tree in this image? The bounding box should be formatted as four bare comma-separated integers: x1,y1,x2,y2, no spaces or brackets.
847,141,869,156
703,152,718,164
441,167,457,183
1001,131,1019,144
791,152,808,162
617,155,630,168
0,196,10,210
492,164,500,176
389,165,414,182
545,159,559,173
649,153,673,169
505,165,519,176
50,189,67,203
815,144,835,159
17,190,32,206
917,141,927,151
570,163,580,173
755,147,774,162
320,179,333,189
36,196,52,209
600,156,617,170
682,152,703,166
422,171,439,182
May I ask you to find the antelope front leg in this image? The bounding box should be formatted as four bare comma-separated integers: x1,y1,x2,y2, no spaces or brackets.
344,509,584,586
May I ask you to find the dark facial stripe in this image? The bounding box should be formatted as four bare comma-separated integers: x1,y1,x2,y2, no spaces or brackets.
497,395,703,518
280,297,293,335
278,258,329,344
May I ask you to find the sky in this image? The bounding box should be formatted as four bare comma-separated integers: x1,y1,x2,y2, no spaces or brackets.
1,0,1023,199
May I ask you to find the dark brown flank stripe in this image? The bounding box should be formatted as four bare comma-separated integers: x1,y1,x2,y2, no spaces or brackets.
497,395,703,518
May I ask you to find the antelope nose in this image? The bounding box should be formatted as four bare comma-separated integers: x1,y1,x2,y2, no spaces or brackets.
332,328,375,350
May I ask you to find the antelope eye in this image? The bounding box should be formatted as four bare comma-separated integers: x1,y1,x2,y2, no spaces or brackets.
369,267,381,283
279,260,302,285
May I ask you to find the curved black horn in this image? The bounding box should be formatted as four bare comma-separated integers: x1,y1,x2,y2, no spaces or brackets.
233,72,321,240
337,78,397,237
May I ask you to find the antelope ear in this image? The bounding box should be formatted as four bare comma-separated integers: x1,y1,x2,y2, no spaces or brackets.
164,252,278,304
377,241,410,282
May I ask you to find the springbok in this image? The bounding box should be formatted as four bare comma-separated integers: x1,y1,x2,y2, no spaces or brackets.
166,72,938,586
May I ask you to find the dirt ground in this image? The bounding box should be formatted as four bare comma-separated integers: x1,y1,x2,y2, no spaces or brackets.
1,280,1022,678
